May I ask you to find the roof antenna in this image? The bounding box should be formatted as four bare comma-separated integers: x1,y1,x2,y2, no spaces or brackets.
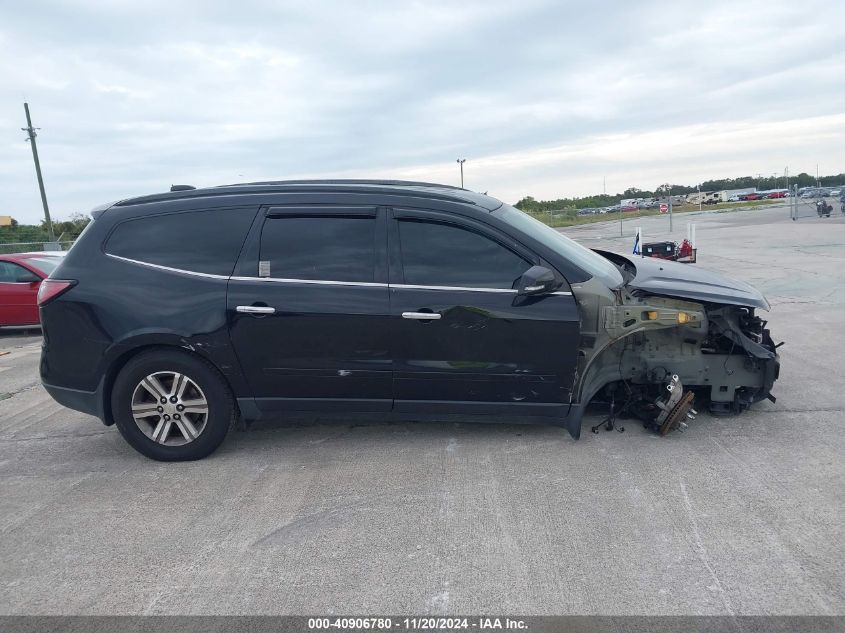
170,184,196,192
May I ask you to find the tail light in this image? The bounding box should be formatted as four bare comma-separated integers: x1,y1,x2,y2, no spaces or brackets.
37,279,76,306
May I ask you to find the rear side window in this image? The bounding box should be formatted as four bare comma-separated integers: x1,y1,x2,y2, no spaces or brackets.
259,217,376,282
0,261,34,283
106,208,255,276
398,220,531,289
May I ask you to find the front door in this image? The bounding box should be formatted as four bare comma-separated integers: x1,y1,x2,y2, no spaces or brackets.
0,262,40,326
227,206,391,412
388,209,580,417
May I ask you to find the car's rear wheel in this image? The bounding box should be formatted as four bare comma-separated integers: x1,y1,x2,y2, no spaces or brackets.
111,349,234,461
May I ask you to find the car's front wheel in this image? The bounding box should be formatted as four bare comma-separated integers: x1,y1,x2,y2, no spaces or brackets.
111,349,235,461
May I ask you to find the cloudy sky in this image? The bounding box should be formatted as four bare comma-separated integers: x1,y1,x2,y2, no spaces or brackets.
2,0,844,223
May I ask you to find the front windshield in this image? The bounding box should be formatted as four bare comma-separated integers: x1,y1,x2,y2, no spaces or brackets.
494,204,624,288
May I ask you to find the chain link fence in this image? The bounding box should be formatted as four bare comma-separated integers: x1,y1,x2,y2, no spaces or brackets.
792,196,843,220
0,240,75,255
790,184,844,221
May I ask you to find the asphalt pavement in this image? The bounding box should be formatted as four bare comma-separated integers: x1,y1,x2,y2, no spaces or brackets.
0,205,842,615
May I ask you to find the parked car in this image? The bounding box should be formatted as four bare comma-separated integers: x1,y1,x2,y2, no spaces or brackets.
828,189,841,197
0,252,66,327
742,193,761,201
727,195,742,202
39,181,780,460
621,205,638,212
766,191,787,199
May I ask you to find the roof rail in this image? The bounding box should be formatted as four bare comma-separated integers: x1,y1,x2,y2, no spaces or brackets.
218,179,466,191
113,180,483,208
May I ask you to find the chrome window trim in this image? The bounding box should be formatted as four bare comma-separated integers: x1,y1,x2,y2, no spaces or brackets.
393,283,571,296
103,254,573,295
230,276,387,288
104,254,230,279
392,283,514,294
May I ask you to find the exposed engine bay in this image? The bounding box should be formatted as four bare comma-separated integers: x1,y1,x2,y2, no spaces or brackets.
568,251,781,437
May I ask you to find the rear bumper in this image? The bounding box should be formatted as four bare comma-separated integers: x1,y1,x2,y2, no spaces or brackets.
42,380,109,425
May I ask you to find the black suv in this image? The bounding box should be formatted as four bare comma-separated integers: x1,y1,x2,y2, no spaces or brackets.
41,180,779,460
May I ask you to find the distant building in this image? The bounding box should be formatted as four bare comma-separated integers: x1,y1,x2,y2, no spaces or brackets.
0,216,13,227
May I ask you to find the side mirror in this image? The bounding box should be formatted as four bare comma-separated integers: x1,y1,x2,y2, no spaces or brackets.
516,265,557,296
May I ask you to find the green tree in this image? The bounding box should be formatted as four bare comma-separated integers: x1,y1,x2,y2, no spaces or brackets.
48,212,90,241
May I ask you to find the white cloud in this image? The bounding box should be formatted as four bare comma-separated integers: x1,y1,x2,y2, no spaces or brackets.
0,0,842,222
369,113,845,201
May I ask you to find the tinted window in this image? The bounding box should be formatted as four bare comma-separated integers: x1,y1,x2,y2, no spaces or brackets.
398,220,531,289
259,217,376,282
0,262,33,283
106,208,255,276
493,204,624,288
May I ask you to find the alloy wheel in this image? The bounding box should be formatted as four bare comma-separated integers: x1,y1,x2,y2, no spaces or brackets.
130,371,209,446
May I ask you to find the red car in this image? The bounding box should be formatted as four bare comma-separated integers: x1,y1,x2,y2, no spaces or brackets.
742,193,761,201
0,252,65,327
766,191,787,199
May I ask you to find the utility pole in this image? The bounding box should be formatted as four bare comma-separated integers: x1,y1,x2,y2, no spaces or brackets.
456,158,466,188
22,103,55,241
697,184,702,212
816,164,820,187
669,191,673,232
791,182,797,221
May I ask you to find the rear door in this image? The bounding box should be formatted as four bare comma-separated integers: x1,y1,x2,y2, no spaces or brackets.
0,261,41,326
388,208,580,417
227,206,392,412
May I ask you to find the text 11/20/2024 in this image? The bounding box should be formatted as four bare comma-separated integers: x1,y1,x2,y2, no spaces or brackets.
307,617,528,630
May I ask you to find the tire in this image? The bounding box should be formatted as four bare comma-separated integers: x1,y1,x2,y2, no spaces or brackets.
111,348,235,461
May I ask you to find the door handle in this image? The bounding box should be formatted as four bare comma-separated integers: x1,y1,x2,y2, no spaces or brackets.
402,311,441,320
236,305,276,315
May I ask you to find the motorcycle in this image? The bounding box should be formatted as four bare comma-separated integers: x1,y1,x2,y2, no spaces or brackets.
816,199,833,217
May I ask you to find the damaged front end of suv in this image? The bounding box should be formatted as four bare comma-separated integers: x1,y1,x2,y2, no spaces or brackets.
567,250,780,437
